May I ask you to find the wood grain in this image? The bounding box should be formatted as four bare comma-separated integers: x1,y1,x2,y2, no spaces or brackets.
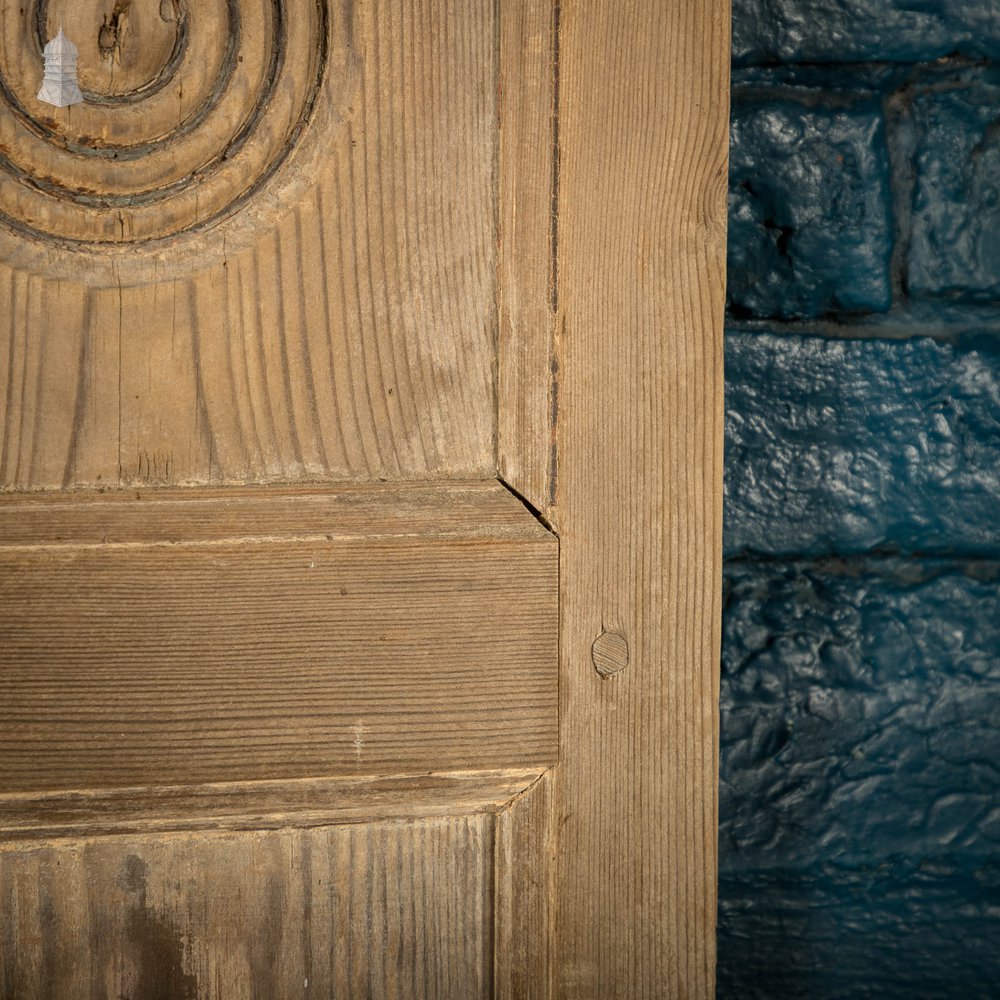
2,1,730,993
0,0,325,244
0,482,558,794
0,0,497,489
0,478,556,546
0,767,545,843
0,815,493,1000
498,0,558,514
497,0,730,996
494,770,555,1000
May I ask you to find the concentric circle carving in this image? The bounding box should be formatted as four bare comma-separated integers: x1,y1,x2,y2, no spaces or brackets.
0,0,329,247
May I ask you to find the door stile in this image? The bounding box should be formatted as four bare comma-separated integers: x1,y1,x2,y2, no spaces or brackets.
498,0,730,996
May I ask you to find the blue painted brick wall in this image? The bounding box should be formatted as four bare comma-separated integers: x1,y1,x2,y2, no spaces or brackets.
721,1,1000,996
729,87,893,318
725,333,1000,558
720,559,1000,999
733,0,1000,66
908,70,1000,301
722,559,1000,869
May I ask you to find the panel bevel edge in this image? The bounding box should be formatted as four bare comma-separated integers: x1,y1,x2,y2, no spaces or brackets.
0,767,549,845
495,3,559,995
0,478,554,545
493,767,556,1000
497,0,559,517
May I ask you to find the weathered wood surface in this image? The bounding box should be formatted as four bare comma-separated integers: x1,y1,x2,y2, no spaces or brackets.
0,482,558,794
500,0,730,996
0,815,494,1000
498,0,558,514
0,0,730,993
0,478,553,546
494,770,555,1000
0,0,496,489
0,767,546,843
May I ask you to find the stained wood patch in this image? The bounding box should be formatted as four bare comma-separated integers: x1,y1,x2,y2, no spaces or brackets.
0,815,494,1000
0,481,558,795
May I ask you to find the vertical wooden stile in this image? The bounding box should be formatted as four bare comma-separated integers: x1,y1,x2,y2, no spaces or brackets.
500,0,730,996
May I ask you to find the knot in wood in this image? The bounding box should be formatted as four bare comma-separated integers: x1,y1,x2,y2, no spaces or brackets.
591,630,629,678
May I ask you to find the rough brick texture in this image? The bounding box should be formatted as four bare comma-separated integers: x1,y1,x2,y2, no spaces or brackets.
725,332,1000,558
908,71,1000,302
729,88,893,319
718,858,1000,1000
723,3,1000,995
719,558,1000,999
734,0,1000,67
722,559,1000,866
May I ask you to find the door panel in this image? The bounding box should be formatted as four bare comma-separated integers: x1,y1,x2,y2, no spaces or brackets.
0,816,493,1000
0,481,558,793
0,0,730,994
0,4,542,994
0,0,497,489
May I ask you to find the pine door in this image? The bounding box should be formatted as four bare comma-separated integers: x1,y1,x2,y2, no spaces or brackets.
0,1,729,996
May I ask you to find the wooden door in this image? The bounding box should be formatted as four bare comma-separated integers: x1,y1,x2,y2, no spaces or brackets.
0,2,729,997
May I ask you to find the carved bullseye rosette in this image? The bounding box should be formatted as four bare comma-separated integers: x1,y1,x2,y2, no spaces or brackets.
0,0,337,274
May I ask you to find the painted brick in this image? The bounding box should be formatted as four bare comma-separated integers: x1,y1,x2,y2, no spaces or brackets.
719,557,1000,998
724,332,1000,557
718,858,1000,1000
724,2,1000,995
721,558,1000,869
729,90,893,319
908,72,1000,303
733,0,1000,66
